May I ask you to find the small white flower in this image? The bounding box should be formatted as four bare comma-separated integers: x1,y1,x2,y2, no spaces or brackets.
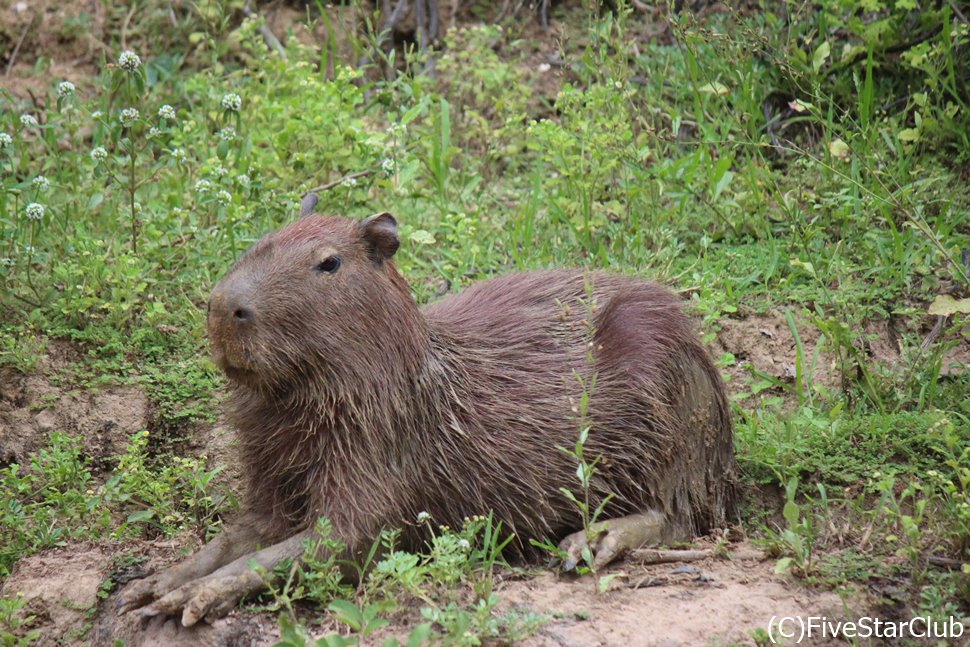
158,104,176,120
386,122,406,137
0,257,14,267
147,127,160,138
20,114,38,129
25,202,45,221
91,111,103,121
118,50,142,72
119,107,140,127
221,93,242,112
236,174,250,186
194,179,212,193
342,177,358,188
171,148,186,162
170,207,183,216
216,190,232,206
380,158,396,176
90,146,108,162
22,245,36,255
57,81,76,98
213,165,228,177
0,133,12,148
458,539,470,551
32,175,50,192
416,511,431,523
218,127,237,142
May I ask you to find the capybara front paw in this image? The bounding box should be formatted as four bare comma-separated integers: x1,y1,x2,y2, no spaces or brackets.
115,573,167,616
138,572,257,627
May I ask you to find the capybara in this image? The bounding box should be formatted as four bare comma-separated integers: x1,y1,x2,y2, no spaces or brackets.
118,195,737,626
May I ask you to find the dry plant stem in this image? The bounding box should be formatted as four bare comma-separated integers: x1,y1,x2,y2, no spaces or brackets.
242,1,287,59
367,0,408,81
415,0,437,75
128,142,138,253
307,169,374,193
5,13,36,77
120,3,137,50
951,0,969,24
927,554,965,569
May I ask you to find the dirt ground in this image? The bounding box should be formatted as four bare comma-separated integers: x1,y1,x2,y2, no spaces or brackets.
1,537,857,647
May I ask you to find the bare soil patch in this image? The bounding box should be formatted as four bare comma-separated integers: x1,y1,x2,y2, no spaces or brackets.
712,310,969,403
0,346,149,470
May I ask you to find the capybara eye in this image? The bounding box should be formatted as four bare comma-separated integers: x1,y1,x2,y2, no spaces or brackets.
316,256,341,274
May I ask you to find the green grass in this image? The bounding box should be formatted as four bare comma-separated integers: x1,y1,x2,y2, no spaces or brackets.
1,0,968,643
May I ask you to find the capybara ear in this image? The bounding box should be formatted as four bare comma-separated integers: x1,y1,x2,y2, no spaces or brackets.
299,192,319,218
357,212,399,262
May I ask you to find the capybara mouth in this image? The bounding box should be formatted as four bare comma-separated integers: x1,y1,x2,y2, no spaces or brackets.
210,341,260,384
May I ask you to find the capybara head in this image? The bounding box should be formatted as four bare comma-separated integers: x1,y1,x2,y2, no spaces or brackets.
207,205,425,391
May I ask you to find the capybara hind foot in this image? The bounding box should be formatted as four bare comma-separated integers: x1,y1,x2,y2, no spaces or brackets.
559,510,666,571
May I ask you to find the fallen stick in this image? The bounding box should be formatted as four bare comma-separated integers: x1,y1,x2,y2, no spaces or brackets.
629,547,765,564
243,1,286,60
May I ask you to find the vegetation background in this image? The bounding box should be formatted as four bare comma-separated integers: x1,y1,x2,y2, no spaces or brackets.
0,0,967,644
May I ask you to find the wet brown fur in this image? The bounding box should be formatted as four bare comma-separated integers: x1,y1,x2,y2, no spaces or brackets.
208,214,737,555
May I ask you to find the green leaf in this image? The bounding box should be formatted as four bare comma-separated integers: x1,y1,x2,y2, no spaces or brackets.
698,82,729,96
401,102,423,125
828,138,850,160
782,500,800,526
598,573,621,592
928,294,970,316
86,192,104,211
713,170,734,202
898,128,920,142
126,509,155,523
789,259,816,277
409,230,436,245
775,557,793,574
812,41,830,73
406,623,433,647
327,599,363,631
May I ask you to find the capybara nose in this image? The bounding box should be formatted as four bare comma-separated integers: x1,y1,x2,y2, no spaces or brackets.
232,305,253,324
209,280,255,329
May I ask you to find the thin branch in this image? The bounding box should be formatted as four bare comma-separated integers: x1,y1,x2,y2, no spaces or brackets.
242,1,286,59
5,14,35,77
629,546,764,564
306,169,374,194
951,0,969,24
629,548,712,563
120,3,137,50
